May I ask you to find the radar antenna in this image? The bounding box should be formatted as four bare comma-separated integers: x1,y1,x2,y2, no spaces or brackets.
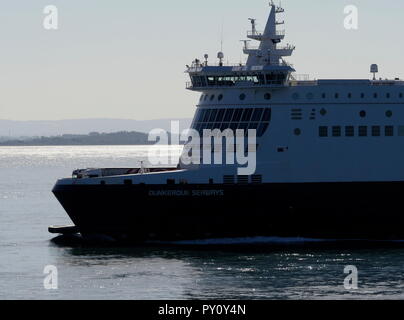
248,18,257,35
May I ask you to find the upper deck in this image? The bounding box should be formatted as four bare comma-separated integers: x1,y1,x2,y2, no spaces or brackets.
186,1,296,91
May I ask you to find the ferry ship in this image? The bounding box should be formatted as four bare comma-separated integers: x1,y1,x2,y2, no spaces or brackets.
51,2,404,242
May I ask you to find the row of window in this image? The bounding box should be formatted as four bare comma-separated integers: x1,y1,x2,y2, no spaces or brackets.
200,92,273,102
193,108,271,124
192,108,272,137
200,92,404,103
319,126,397,137
192,73,287,88
294,92,404,100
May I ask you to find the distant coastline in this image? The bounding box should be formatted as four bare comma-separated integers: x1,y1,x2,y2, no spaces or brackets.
0,131,155,146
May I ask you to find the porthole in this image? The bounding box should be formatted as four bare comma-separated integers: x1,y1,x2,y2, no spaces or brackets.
264,93,272,100
386,93,391,99
348,93,352,99
386,110,393,118
400,93,403,98
374,93,378,98
321,93,326,99
210,95,215,101
335,93,339,99
320,108,327,116
239,93,246,101
218,94,223,101
294,128,302,136
360,110,366,118
361,93,365,99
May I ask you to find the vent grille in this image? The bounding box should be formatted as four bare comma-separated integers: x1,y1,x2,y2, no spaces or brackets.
237,175,249,184
251,175,263,184
291,109,303,120
223,175,235,185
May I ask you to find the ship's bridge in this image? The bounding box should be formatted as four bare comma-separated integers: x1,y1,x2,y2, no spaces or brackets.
186,62,294,90
186,1,296,91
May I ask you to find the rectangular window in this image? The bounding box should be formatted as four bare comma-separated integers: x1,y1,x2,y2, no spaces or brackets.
241,109,253,122
332,126,341,137
345,126,354,137
385,126,394,137
209,109,218,122
202,109,212,123
262,109,272,122
319,126,328,137
372,126,381,137
223,109,235,122
251,108,264,121
216,109,225,123
359,126,368,137
232,109,243,122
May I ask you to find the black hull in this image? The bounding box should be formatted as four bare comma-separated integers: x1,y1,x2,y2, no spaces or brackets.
52,181,404,241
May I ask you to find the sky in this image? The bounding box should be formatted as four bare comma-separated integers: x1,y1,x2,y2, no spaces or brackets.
0,0,404,121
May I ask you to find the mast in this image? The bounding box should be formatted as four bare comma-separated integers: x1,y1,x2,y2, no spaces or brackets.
244,1,295,67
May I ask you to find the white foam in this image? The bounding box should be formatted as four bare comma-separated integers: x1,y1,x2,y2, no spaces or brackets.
148,236,329,246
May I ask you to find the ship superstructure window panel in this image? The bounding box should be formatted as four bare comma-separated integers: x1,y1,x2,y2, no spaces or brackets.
192,107,272,137
385,126,394,137
345,126,355,137
359,126,368,137
372,126,381,137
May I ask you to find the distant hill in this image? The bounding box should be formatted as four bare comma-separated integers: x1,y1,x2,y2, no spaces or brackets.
0,118,192,138
0,131,155,146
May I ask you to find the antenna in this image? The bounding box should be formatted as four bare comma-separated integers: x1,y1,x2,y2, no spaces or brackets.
220,19,224,52
248,18,257,35
204,54,209,66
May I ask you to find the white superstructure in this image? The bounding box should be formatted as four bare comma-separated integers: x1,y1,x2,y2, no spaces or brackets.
57,1,404,186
